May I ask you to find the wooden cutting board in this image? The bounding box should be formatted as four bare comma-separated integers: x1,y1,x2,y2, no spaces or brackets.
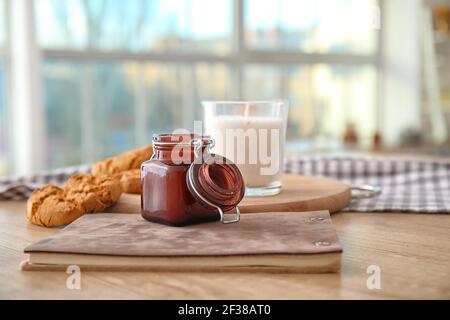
109,174,351,214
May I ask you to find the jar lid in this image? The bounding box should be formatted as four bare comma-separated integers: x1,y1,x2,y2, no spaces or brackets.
186,152,245,224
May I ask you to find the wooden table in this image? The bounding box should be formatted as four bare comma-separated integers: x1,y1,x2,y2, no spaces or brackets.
0,200,449,299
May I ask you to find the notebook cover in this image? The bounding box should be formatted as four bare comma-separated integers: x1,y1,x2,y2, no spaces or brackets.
24,211,342,257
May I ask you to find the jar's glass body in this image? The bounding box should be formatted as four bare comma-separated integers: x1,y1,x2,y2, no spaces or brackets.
141,134,220,226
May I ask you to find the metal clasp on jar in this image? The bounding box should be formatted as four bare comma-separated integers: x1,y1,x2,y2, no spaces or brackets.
189,137,242,224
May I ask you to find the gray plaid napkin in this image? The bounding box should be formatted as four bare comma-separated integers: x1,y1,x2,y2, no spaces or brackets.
1,157,449,213
284,156,450,213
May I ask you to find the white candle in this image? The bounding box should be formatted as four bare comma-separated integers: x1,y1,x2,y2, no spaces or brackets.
206,115,284,190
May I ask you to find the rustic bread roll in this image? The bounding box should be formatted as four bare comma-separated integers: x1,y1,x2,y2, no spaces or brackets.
26,173,123,227
91,145,152,176
27,146,152,227
116,169,141,194
26,185,84,227
64,173,122,213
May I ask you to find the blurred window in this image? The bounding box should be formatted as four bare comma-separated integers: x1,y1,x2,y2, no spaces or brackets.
30,0,379,171
243,64,377,148
35,0,232,54
43,61,83,168
245,0,378,53
42,59,235,167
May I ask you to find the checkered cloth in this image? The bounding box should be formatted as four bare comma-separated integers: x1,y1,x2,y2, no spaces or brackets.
284,156,450,213
1,157,449,213
0,165,91,201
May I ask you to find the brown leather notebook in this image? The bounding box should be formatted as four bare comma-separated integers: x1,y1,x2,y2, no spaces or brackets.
22,211,342,273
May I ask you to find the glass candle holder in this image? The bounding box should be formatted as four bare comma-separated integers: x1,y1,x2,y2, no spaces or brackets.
202,100,289,197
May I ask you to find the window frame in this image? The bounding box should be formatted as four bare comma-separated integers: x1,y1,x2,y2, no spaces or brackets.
0,0,10,176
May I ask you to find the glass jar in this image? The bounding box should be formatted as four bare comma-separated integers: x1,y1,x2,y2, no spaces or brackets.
141,133,245,226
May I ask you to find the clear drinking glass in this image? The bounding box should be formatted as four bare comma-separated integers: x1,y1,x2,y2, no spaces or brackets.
202,100,289,196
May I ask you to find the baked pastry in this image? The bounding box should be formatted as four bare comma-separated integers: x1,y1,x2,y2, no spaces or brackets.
91,145,152,176
26,185,84,227
64,173,122,213
26,174,122,227
27,146,151,227
116,169,141,194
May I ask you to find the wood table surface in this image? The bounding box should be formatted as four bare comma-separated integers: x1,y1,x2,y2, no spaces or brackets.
0,200,449,299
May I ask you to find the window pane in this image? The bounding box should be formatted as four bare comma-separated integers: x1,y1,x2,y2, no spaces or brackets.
245,0,379,54
142,63,234,135
35,0,233,54
243,65,283,100
143,64,183,135
191,63,235,119
288,65,377,147
44,62,139,167
90,63,137,157
244,64,377,147
43,61,83,168
42,61,233,169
